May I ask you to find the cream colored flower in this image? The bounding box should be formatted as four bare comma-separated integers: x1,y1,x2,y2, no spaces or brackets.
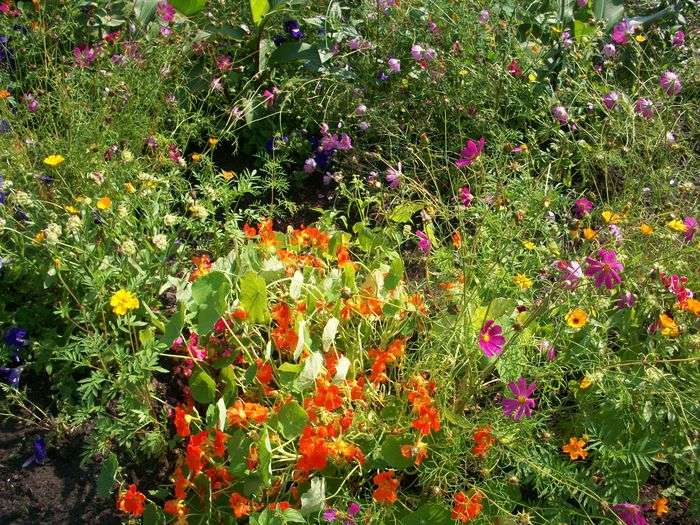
121,239,137,256
44,223,62,245
152,233,167,251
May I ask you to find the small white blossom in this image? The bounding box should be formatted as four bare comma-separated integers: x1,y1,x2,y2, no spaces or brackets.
120,239,137,256
117,204,129,218
44,223,62,245
66,215,82,234
13,191,32,207
163,213,179,227
152,233,167,251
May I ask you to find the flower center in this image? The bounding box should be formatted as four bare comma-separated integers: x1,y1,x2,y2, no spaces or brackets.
602,263,611,272
517,395,527,405
482,333,491,343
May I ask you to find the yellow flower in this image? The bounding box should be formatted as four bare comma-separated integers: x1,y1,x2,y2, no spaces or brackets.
659,313,679,337
601,210,623,224
528,72,537,82
65,206,79,215
191,153,202,162
0,89,11,99
124,182,136,193
582,227,597,240
634,34,647,43
96,196,112,210
666,218,687,233
110,289,139,316
513,273,533,290
562,437,588,460
579,376,592,389
522,240,536,250
208,137,219,146
43,154,65,168
221,170,235,181
34,231,46,243
640,223,653,236
566,308,588,329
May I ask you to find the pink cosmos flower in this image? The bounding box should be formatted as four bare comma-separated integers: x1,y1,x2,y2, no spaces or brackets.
611,503,647,525
584,249,624,289
659,71,681,96
502,378,536,421
459,186,473,206
555,260,583,289
455,137,485,168
479,320,505,357
635,98,654,119
386,163,401,189
573,198,593,217
683,217,698,241
157,1,175,23
416,231,431,253
263,88,277,107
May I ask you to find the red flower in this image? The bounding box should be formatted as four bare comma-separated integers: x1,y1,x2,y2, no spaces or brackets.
314,378,344,411
173,467,189,500
174,405,191,437
507,59,523,77
229,492,252,518
116,484,146,517
472,426,496,458
373,470,399,504
297,425,332,472
213,429,228,457
452,491,483,522
412,405,441,435
185,431,208,475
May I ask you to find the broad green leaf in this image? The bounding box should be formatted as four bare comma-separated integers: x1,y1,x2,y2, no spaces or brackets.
275,401,308,439
592,0,625,29
573,19,596,39
190,369,217,404
191,271,230,334
278,362,302,387
96,453,118,498
170,0,206,15
281,508,307,523
380,436,414,469
268,42,321,69
134,0,158,26
384,255,404,290
160,304,185,345
250,0,270,24
142,503,166,525
400,502,453,525
300,477,325,515
259,427,273,486
240,272,269,323
389,201,424,223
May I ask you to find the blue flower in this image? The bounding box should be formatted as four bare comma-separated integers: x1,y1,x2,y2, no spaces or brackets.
0,366,21,388
0,120,11,134
32,437,47,464
284,20,304,40
4,326,29,350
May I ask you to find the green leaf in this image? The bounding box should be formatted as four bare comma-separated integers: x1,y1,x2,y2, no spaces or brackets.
592,0,625,29
258,427,273,486
384,255,404,290
278,362,302,387
250,0,270,24
275,401,308,439
400,502,453,525
300,477,325,515
191,271,230,334
573,19,596,38
268,42,321,69
170,0,206,15
380,436,414,469
389,201,424,223
134,0,157,26
190,369,217,404
160,303,185,345
240,272,269,323
281,508,307,523
142,502,166,525
96,453,118,498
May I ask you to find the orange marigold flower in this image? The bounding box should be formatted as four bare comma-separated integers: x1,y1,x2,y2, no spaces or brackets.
562,436,588,460
472,426,496,458
229,492,252,518
685,298,700,317
451,491,483,523
174,405,191,437
653,497,669,517
452,230,462,249
373,470,399,504
116,484,146,517
243,223,257,238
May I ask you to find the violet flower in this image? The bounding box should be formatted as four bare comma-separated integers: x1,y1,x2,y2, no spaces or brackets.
460,186,473,206
322,508,338,522
576,0,588,6
635,98,654,119
617,291,636,309
538,340,557,361
157,1,175,23
611,503,648,525
416,230,431,253
683,217,697,241
584,249,624,289
602,43,617,57
387,58,400,73
573,198,593,217
659,71,681,96
478,9,490,23
73,45,99,68
304,158,317,173
479,320,505,357
0,366,21,388
555,260,583,290
386,164,401,188
4,326,29,349
455,137,485,168
671,30,684,47
551,105,569,125
611,20,632,44
602,91,619,110
502,377,536,421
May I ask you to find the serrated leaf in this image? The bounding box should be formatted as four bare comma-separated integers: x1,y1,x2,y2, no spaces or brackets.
190,369,217,404
240,272,268,323
96,453,118,498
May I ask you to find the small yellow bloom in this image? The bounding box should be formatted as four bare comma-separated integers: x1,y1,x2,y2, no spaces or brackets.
124,182,136,193
110,289,139,316
659,313,679,337
653,497,669,517
34,231,46,243
666,218,687,233
601,210,623,224
65,206,79,215
640,223,653,236
634,34,647,43
53,258,61,269
582,227,597,240
459,69,468,76
513,273,533,290
579,376,592,389
43,154,65,168
528,72,537,82
208,137,219,146
566,308,588,329
221,170,235,181
522,240,536,250
191,153,202,162
96,196,112,210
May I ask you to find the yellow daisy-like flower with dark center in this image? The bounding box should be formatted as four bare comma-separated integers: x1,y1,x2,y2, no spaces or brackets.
96,196,112,210
565,308,588,329
43,154,65,168
110,289,139,316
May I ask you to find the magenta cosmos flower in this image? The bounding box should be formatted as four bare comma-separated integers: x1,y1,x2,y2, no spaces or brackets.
157,1,175,23
584,249,624,289
459,186,473,206
659,71,681,96
479,320,505,357
672,30,684,47
635,98,654,119
502,377,536,421
683,217,697,241
611,503,647,525
416,231,431,253
555,260,583,289
573,197,593,217
455,137,485,168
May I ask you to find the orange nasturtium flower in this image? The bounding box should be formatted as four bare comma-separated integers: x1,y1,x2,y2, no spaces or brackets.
562,436,588,460
472,426,496,458
373,470,399,504
173,405,191,437
116,484,146,517
451,490,483,523
653,497,669,517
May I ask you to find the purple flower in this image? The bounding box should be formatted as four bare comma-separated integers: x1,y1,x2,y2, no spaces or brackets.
502,377,536,421
478,9,490,23
388,58,400,73
33,437,46,463
561,30,573,48
584,249,624,289
358,121,370,131
23,93,38,113
617,291,636,309
683,217,698,241
455,137,485,168
284,20,304,40
602,43,617,57
355,104,367,116
602,91,619,110
322,508,338,522
416,230,431,253
146,136,158,150
377,71,389,82
347,502,360,516
611,20,632,44
411,44,424,61
0,366,21,388
671,30,684,47
157,1,175,23
551,105,569,125
538,340,557,361
73,45,99,67
573,198,593,217
635,98,654,119
386,164,401,188
659,71,681,96
304,158,317,173
611,503,648,525
459,186,473,206
479,320,505,357
555,260,583,289
609,224,623,245
576,0,588,6
4,326,29,349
